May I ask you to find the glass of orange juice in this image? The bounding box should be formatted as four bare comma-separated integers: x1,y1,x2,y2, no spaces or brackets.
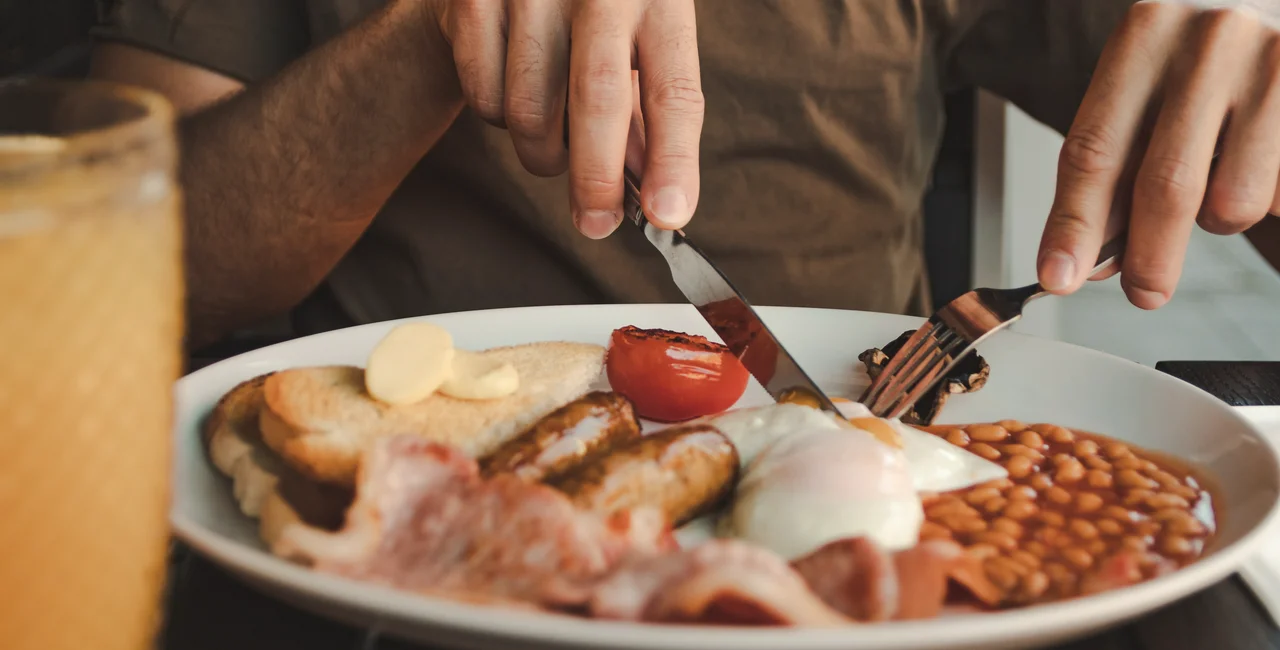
0,80,184,650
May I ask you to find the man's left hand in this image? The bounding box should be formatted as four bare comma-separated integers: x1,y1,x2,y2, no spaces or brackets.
1038,1,1280,308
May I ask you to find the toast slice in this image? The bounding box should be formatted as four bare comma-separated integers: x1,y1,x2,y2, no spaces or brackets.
202,374,353,548
259,341,606,486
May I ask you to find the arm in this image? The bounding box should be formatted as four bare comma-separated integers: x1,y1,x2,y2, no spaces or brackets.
90,0,464,348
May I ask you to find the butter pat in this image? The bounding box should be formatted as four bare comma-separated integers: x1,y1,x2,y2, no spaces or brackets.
365,323,455,404
441,350,519,400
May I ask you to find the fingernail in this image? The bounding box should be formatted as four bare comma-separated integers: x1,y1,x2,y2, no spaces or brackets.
1126,287,1169,310
575,209,622,240
648,187,689,228
1039,250,1077,292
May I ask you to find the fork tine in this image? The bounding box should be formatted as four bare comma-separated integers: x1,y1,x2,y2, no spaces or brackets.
859,321,942,408
869,333,949,416
883,334,972,419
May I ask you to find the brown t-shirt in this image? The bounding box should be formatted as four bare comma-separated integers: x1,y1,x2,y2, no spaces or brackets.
94,0,1134,334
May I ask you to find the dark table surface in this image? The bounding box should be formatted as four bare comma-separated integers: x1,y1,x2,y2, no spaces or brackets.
162,360,1280,650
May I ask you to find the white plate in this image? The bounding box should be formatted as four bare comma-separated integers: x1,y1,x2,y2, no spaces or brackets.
172,304,1280,650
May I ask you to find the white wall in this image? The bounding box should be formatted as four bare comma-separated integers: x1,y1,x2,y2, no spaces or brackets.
974,96,1280,366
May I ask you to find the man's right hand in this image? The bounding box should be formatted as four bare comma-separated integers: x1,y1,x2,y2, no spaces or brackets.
431,0,704,239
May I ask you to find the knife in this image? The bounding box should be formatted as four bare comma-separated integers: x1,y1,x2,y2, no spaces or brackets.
615,167,840,414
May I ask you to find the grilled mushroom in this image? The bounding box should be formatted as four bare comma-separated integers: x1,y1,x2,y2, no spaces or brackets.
858,330,990,425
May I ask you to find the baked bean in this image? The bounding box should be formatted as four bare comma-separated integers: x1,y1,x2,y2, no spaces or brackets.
919,521,952,540
968,442,1001,461
1022,571,1051,598
1086,469,1114,489
1073,440,1100,457
992,517,1024,538
1002,444,1045,462
1043,561,1072,582
1062,547,1094,570
1046,486,1072,505
1122,535,1153,552
982,478,1014,491
1102,441,1133,459
1029,473,1055,491
1006,485,1037,501
1114,457,1144,471
1135,520,1161,537
1140,460,1159,473
1004,500,1039,520
1038,510,1066,527
1055,460,1086,484
1011,550,1041,569
926,499,976,518
1051,453,1075,467
1017,430,1045,449
1161,535,1193,556
990,555,1030,577
1101,505,1133,521
1096,518,1124,536
1117,470,1158,490
1086,539,1108,556
999,419,1029,433
1149,470,1180,489
1024,540,1049,558
1075,492,1104,514
986,560,1021,591
1006,455,1035,479
1084,456,1113,471
974,530,1018,552
967,543,1000,560
969,424,1009,443
983,497,1009,515
1033,424,1075,444
965,487,1002,506
949,516,989,534
1172,485,1201,501
1069,519,1100,540
945,429,970,447
1145,493,1190,510
1165,516,1207,537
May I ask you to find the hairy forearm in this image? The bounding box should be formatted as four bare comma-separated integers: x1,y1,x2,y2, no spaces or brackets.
179,0,462,348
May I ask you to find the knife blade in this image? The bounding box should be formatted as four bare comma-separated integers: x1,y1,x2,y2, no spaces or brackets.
618,169,840,414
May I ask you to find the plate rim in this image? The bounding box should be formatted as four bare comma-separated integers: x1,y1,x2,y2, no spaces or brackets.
171,303,1280,649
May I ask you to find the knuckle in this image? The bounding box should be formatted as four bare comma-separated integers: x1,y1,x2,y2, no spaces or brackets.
1045,209,1093,238
573,63,631,114
645,73,705,116
1060,126,1123,177
571,170,623,199
505,92,553,136
1201,185,1269,234
1136,155,1203,203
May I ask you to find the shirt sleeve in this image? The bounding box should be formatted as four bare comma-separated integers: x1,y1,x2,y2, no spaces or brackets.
91,0,312,83
938,0,1140,135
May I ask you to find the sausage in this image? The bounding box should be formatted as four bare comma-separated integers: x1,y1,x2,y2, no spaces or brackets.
479,391,642,482
549,424,739,526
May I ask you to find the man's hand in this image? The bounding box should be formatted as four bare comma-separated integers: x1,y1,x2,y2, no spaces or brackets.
1038,1,1280,308
434,0,703,238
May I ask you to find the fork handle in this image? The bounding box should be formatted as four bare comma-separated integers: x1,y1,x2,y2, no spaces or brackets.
1091,235,1126,276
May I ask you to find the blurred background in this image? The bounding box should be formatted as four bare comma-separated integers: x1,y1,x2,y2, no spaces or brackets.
6,0,1278,367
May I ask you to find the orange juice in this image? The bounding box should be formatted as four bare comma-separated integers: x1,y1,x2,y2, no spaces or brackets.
0,82,183,650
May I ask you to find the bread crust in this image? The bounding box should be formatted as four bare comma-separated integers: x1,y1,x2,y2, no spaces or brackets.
259,342,606,487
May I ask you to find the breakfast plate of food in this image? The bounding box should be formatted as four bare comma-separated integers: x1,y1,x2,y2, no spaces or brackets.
172,304,1280,650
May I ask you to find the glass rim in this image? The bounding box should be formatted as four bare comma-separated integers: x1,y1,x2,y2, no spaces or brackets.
0,78,175,179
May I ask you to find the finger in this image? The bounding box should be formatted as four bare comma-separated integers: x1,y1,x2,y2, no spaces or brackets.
1202,32,1280,234
1037,3,1185,295
505,0,570,176
449,0,509,126
635,0,703,230
567,0,643,238
1125,10,1247,309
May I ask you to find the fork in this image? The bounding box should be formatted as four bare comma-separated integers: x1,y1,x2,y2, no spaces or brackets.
859,237,1127,419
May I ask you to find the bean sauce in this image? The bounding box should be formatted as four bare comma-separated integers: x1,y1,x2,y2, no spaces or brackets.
918,421,1216,607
